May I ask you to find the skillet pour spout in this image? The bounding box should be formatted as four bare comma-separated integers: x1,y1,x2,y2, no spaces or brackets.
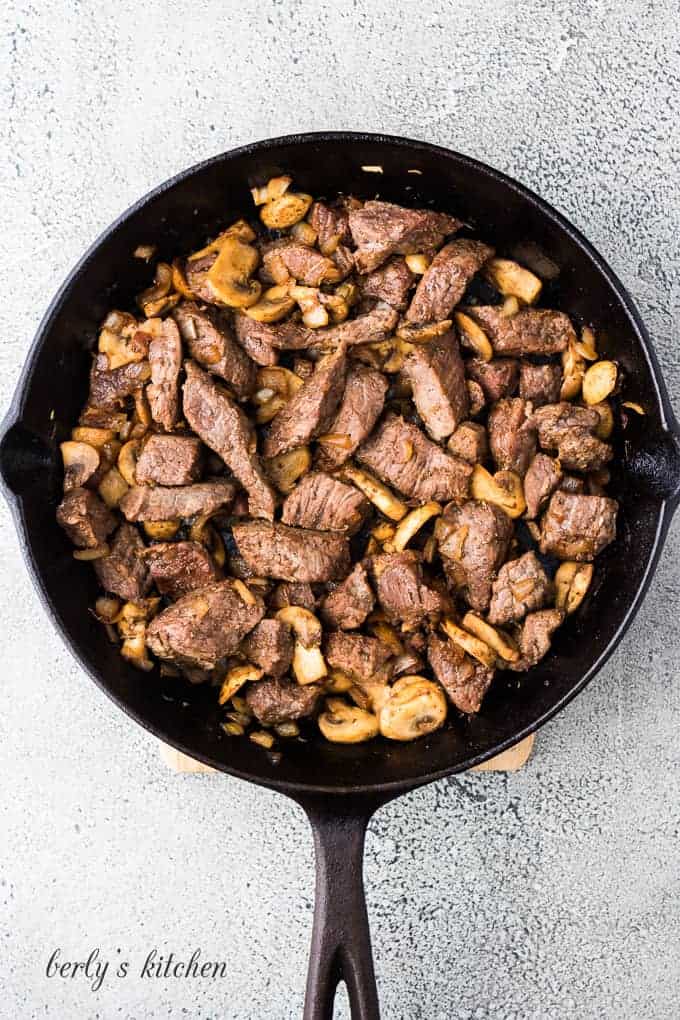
2,133,679,1020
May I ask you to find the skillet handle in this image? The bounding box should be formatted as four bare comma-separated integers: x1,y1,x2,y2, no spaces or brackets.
301,798,383,1020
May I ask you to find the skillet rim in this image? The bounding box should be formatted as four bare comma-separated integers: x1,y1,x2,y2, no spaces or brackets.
2,130,678,796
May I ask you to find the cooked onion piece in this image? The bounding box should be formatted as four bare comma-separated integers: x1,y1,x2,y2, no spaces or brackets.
73,544,110,561
218,664,264,705
391,502,442,553
441,617,496,668
250,175,292,206
470,465,526,518
61,441,100,490
264,446,311,494
318,698,379,743
405,253,432,275
339,465,408,521
582,360,617,405
461,612,519,663
622,401,645,415
260,192,313,230
454,311,493,362
561,341,586,400
207,237,262,308
289,285,329,328
378,675,447,742
97,466,129,508
120,632,154,671
483,258,542,304
143,520,180,540
554,561,594,614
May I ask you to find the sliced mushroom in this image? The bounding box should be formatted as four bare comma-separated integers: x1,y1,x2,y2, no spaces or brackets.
250,175,292,206
71,426,117,448
316,432,353,451
190,510,226,568
260,192,313,230
591,401,614,440
500,296,521,318
187,220,256,262
405,253,432,275
396,319,452,344
441,617,496,668
73,543,110,561
207,237,262,308
171,258,197,299
218,664,264,705
560,341,585,400
582,361,617,405
378,676,447,742
254,394,288,425
460,612,519,663
290,220,318,246
289,285,329,328
117,439,141,486
454,311,493,362
256,366,304,399
244,286,296,323
367,620,404,656
318,698,379,744
470,465,526,518
120,632,154,671
326,669,354,694
483,258,542,304
134,244,156,261
339,465,408,522
98,328,147,370
554,561,594,614
143,520,180,540
264,446,312,493
574,326,598,361
60,441,100,490
391,502,442,553
293,643,328,685
250,730,275,749
622,401,645,415
275,606,327,685
371,521,397,543
97,466,129,508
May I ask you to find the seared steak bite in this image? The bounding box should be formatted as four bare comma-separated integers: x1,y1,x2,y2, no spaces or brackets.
325,632,393,682
321,562,375,630
183,253,218,303
183,361,276,520
263,241,343,287
406,239,494,323
360,257,415,310
88,356,151,409
467,379,486,417
232,521,350,583
348,200,462,273
119,480,235,522
436,500,513,612
487,551,553,626
309,200,354,250
135,434,203,487
233,313,279,367
263,343,348,458
281,472,368,533
507,609,564,671
533,402,612,472
519,362,562,406
312,302,398,349
143,541,219,599
540,492,617,561
401,331,469,440
241,619,294,679
427,633,494,714
488,398,537,475
94,523,150,601
524,453,563,518
357,413,472,503
147,318,182,429
57,488,116,548
146,580,265,670
447,421,488,464
466,358,519,403
173,301,256,400
463,307,576,356
316,365,388,470
269,581,317,612
246,677,323,726
371,551,448,626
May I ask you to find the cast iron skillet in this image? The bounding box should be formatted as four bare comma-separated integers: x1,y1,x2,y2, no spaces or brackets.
2,133,679,1019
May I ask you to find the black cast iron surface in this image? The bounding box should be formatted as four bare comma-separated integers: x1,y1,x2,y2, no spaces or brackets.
2,133,679,1019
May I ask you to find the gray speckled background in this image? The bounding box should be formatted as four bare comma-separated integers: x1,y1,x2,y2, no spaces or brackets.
1,1,679,1018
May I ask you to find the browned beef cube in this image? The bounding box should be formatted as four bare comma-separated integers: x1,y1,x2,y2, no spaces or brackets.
292,357,315,381
427,633,494,714
268,581,317,612
119,480,235,522
357,414,472,503
232,521,350,583
263,344,348,458
406,239,494,323
540,492,617,561
309,200,353,251
57,488,116,549
94,523,150,601
144,541,219,599
88,357,151,409
183,253,218,303
147,318,182,430
246,677,323,726
401,331,468,440
349,200,462,273
241,619,294,679
519,362,562,406
324,631,393,682
533,402,612,472
316,365,388,470
78,406,128,431
524,454,563,518
312,302,398,349
467,379,486,417
447,421,488,463
321,562,375,630
488,551,552,626
135,435,203,486
488,398,537,475
183,361,276,520
281,472,368,533
436,500,513,612
232,313,279,367
464,307,576,356
174,302,256,400
507,609,564,671
146,580,264,670
466,358,519,403
370,551,447,626
263,241,343,287
360,257,415,310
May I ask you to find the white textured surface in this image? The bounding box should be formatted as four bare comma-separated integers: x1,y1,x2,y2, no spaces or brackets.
1,1,679,1018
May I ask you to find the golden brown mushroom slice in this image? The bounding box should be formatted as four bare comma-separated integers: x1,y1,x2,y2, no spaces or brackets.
378,676,447,742
207,237,262,308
